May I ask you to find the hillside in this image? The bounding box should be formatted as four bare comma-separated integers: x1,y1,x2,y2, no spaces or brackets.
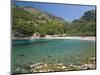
12,5,67,37
12,5,96,37
70,10,96,36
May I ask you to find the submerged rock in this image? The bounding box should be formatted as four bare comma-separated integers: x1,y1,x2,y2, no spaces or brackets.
57,63,63,66
15,67,20,72
90,57,95,60
28,58,96,73
34,65,43,69
38,70,47,72
30,62,43,68
61,66,66,69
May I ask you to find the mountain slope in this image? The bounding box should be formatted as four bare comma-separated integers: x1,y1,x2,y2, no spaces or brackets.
70,10,96,36
12,5,67,37
12,5,96,37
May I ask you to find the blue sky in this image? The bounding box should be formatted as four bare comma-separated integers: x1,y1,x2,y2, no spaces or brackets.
13,1,95,22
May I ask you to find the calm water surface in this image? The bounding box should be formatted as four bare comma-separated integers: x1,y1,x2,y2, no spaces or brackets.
12,39,96,67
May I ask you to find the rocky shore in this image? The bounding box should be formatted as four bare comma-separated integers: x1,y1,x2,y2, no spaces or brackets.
30,63,95,73
12,57,96,74
30,58,96,73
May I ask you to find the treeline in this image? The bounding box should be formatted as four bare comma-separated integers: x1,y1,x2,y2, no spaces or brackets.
12,5,96,37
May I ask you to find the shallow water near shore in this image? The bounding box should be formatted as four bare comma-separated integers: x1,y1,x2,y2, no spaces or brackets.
11,39,96,73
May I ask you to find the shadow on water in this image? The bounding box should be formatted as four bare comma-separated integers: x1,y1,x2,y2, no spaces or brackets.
12,39,54,46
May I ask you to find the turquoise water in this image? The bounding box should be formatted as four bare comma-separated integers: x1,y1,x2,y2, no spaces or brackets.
12,39,95,68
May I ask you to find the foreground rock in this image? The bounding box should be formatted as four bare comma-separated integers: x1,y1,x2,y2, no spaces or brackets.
12,57,96,74
29,62,95,73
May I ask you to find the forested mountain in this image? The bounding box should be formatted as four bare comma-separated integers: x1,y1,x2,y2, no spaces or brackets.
12,5,96,37
81,10,96,22
12,5,67,37
70,10,96,36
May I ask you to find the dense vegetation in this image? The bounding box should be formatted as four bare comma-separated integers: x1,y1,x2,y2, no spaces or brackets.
12,5,96,37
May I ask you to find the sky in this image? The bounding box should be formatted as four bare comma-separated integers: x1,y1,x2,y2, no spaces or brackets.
13,1,95,22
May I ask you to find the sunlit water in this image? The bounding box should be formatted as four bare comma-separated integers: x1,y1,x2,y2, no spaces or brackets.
12,39,96,70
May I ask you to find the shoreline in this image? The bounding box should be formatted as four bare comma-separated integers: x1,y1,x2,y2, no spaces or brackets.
44,36,96,41
13,36,95,41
